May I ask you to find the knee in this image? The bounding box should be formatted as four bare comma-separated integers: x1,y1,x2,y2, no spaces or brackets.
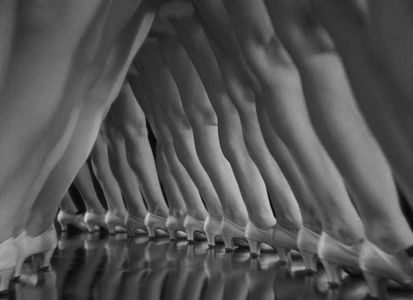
124,121,148,139
244,33,293,68
214,93,239,117
186,106,218,127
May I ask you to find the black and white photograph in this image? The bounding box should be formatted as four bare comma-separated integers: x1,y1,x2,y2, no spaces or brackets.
0,0,412,299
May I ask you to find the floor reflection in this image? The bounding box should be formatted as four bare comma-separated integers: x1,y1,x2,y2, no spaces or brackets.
4,233,410,300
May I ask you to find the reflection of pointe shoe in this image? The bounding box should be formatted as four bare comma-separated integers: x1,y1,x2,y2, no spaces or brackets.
221,219,248,252
359,239,413,300
297,226,320,273
144,240,169,269
318,232,361,288
14,226,57,279
204,215,222,247
84,212,106,232
105,211,127,234
125,214,146,236
144,213,167,238
0,238,17,295
57,211,88,232
166,215,186,240
184,216,205,242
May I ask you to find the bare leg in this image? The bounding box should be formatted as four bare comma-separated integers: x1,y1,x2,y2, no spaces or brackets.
106,127,148,220
73,163,106,215
90,131,126,218
166,16,276,230
130,54,220,221
170,14,302,231
156,38,249,226
257,106,322,232
221,0,363,244
0,0,115,242
308,0,413,215
23,0,157,237
265,0,413,253
129,72,208,221
193,0,321,233
60,194,79,215
106,83,168,218
155,146,187,219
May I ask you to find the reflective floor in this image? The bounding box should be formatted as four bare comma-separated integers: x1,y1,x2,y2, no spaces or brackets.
3,233,413,300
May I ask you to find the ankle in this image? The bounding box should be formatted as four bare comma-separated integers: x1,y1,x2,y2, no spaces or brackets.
86,205,105,215
365,224,413,254
250,215,276,230
206,207,224,220
302,218,323,235
277,219,300,234
224,210,248,227
169,209,187,219
150,206,168,218
324,224,364,246
187,209,207,221
109,208,127,217
126,209,147,220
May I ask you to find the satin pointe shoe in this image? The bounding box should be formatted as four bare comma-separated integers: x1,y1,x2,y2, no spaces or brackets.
297,226,321,273
317,232,362,287
124,213,147,236
57,210,88,232
245,221,275,258
184,215,205,242
14,226,57,279
105,211,127,234
359,239,413,299
273,224,299,263
165,215,186,240
203,214,222,247
144,213,167,238
245,221,298,263
84,211,106,232
221,218,248,252
0,238,17,295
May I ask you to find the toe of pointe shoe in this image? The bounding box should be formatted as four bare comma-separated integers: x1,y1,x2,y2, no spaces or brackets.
359,239,413,299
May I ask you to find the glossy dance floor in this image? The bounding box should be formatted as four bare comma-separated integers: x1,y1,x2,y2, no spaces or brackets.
3,233,413,300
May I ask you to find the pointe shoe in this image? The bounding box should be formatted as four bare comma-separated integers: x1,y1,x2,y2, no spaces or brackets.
317,232,361,287
359,239,413,299
273,224,299,263
144,213,167,238
124,213,147,236
165,215,186,240
57,210,88,232
203,215,222,247
297,226,320,273
245,221,297,262
245,221,275,258
221,218,248,252
84,212,106,232
14,226,57,279
105,211,127,234
0,238,17,294
184,215,205,242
